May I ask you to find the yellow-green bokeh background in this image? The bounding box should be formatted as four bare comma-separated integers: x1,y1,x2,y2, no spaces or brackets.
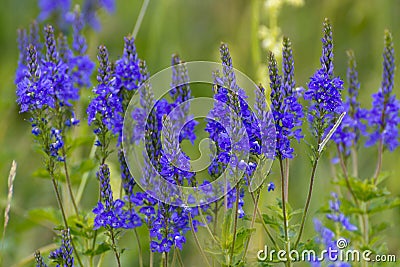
0,0,399,266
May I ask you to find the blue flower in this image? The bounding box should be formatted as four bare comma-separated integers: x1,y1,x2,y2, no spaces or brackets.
311,192,356,266
38,0,71,29
304,19,344,140
42,25,78,106
115,36,142,94
34,251,48,267
118,150,135,197
365,30,400,151
169,55,198,144
333,50,366,152
267,182,275,192
92,164,141,230
69,8,95,88
268,38,304,159
16,44,55,113
87,45,123,136
326,193,357,231
49,229,74,267
82,0,115,30
50,128,65,161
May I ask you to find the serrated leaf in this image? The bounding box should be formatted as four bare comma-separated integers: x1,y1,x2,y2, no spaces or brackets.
370,222,391,236
233,227,255,255
337,177,390,202
368,197,400,214
288,209,303,221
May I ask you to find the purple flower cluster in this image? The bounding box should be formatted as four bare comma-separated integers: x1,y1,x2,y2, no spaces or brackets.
16,22,93,114
268,37,303,159
304,19,344,140
38,0,71,28
93,164,142,229
125,55,204,252
333,50,366,151
326,193,357,231
49,128,65,161
43,25,79,106
365,30,400,151
206,44,260,181
34,251,48,267
205,43,278,218
69,9,95,88
82,0,115,30
38,0,115,30
115,37,142,98
87,36,142,142
48,229,74,267
87,45,122,137
130,193,199,253
118,149,135,197
311,193,357,267
169,55,198,144
16,44,55,113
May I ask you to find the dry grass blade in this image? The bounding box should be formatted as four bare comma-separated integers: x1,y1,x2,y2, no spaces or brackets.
1,160,17,258
318,112,346,153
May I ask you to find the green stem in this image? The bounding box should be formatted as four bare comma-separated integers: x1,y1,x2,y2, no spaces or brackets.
149,250,154,267
250,192,279,249
50,175,83,267
336,145,359,207
279,158,291,267
284,158,290,203
61,147,80,217
110,229,121,267
90,230,98,267
163,252,168,267
134,229,144,267
373,139,384,184
241,189,260,263
213,202,219,235
76,139,96,205
172,248,177,267
198,207,219,244
229,184,240,266
294,155,320,249
189,215,211,267
350,146,358,177
177,250,184,267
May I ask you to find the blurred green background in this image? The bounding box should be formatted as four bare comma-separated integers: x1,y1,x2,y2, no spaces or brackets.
0,0,399,266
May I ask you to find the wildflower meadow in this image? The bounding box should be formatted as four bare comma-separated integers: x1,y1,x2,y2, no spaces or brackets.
0,0,399,266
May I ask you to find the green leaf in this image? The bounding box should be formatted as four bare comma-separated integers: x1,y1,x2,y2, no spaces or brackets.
233,227,255,255
70,159,97,183
221,209,233,250
370,222,391,236
32,168,50,179
69,136,95,151
288,208,303,221
337,177,390,202
27,207,61,225
368,197,400,214
83,242,111,256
